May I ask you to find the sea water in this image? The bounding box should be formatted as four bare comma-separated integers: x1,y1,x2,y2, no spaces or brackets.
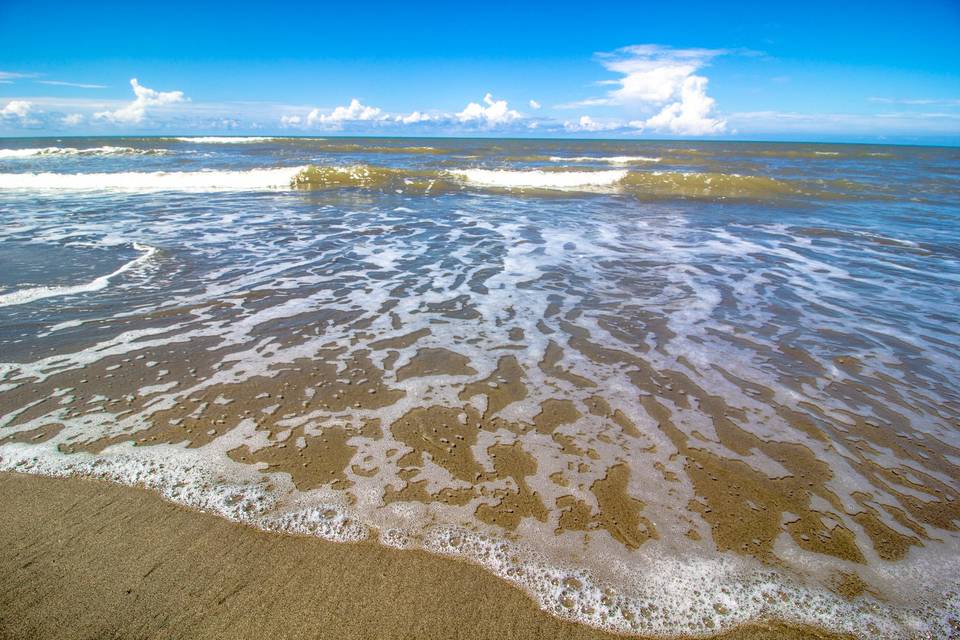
1,136,958,637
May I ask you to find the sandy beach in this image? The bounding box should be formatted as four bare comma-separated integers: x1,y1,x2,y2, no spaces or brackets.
0,471,852,640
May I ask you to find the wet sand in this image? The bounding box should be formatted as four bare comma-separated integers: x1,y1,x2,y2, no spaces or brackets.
0,472,850,640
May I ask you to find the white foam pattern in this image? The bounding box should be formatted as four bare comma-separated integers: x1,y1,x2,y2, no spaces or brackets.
0,167,306,191
0,243,156,307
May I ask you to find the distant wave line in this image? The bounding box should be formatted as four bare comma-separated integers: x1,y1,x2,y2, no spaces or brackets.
0,146,170,158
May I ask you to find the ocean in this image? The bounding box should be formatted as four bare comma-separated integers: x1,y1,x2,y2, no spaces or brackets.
0,136,958,638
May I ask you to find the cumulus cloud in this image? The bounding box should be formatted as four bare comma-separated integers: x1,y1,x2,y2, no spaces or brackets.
636,75,724,135
61,113,84,126
1,100,42,127
1,100,33,119
564,115,621,132
396,110,434,124
457,93,521,126
306,99,387,127
529,99,541,110
280,114,302,126
579,45,727,135
94,78,187,124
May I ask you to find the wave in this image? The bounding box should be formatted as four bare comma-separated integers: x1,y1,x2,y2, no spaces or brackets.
0,167,306,191
0,164,878,201
0,243,156,308
0,146,169,159
315,143,448,155
619,171,807,199
291,164,456,194
449,168,628,190
172,136,279,144
548,155,661,164
729,149,896,160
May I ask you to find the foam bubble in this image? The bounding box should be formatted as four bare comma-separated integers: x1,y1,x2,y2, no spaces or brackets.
421,527,942,638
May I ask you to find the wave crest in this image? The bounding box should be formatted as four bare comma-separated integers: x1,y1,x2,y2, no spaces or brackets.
0,163,876,201
0,146,169,159
0,167,306,191
172,136,279,144
549,155,662,164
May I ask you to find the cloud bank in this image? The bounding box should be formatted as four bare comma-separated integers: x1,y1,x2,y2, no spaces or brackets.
280,93,524,131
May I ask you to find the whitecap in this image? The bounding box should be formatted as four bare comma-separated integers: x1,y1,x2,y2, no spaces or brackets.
548,155,661,164
0,167,306,192
449,169,627,190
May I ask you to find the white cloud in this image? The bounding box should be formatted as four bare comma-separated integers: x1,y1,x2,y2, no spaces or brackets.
0,100,42,127
577,45,727,136
61,113,84,126
529,99,541,110
639,75,725,135
94,78,187,124
1,100,33,119
564,115,621,132
457,93,521,126
396,110,433,124
280,114,302,126
306,98,387,127
37,80,107,89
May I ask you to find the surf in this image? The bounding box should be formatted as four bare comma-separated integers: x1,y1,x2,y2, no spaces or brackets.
0,243,156,308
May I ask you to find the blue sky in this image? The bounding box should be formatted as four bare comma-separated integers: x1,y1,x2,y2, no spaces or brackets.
1,0,959,143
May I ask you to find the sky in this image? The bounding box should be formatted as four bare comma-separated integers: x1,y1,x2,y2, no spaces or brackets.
1,0,959,144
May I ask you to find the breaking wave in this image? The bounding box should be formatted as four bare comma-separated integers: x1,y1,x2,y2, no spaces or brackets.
294,166,871,200
0,167,307,191
0,163,879,201
0,146,169,159
549,155,662,164
171,136,280,143
449,168,628,189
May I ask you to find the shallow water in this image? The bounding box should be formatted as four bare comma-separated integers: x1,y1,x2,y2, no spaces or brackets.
1,136,958,638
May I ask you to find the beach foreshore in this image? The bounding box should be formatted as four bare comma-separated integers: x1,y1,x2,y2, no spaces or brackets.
0,472,849,640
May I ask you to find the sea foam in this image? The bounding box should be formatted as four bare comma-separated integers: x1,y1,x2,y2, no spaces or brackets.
0,167,306,191
0,146,169,158
548,155,662,164
450,168,628,190
0,243,156,308
172,136,279,143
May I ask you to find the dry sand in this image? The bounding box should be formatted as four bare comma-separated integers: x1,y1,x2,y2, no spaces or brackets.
0,472,850,640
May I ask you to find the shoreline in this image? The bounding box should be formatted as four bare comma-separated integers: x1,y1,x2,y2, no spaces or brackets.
0,471,850,640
